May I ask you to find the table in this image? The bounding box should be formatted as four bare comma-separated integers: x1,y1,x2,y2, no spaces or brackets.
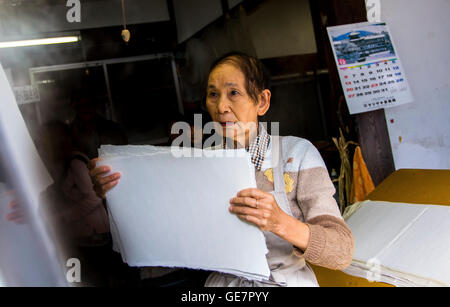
311,169,450,287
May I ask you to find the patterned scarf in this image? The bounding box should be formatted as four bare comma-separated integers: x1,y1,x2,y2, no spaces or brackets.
222,124,270,171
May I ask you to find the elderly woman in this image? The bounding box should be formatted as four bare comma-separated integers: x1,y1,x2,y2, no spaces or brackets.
89,52,354,287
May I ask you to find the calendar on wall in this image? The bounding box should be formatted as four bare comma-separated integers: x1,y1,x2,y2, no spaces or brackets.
327,22,414,115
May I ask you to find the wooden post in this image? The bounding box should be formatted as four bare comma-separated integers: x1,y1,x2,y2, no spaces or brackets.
311,0,395,186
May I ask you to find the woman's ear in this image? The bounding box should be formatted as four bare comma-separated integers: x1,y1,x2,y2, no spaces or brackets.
257,89,271,116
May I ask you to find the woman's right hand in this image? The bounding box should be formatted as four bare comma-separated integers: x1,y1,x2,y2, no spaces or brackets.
88,158,121,199
5,193,26,225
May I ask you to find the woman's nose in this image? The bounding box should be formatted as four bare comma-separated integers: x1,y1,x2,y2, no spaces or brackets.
217,97,231,113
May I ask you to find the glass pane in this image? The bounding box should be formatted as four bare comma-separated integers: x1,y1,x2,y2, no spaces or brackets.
33,67,109,124
107,58,179,145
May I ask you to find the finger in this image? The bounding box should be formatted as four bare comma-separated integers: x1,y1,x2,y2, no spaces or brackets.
236,214,265,228
229,205,264,218
5,211,25,221
87,157,101,170
230,197,270,210
102,179,120,195
89,165,111,178
237,188,268,200
96,172,121,186
8,199,18,209
8,215,26,224
7,215,25,223
231,205,272,221
230,196,256,208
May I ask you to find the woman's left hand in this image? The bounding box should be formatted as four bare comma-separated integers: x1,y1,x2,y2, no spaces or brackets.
229,188,287,234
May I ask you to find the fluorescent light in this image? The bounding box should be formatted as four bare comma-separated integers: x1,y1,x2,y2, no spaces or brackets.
0,36,79,49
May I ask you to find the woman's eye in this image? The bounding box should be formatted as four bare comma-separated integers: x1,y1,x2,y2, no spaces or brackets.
230,90,239,96
208,92,218,98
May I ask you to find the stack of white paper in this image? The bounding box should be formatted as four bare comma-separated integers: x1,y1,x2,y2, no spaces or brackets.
98,145,271,281
343,200,450,287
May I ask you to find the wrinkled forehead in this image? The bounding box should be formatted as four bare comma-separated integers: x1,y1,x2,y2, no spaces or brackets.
208,62,246,88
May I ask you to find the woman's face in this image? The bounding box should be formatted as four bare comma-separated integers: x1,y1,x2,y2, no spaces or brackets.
206,63,270,147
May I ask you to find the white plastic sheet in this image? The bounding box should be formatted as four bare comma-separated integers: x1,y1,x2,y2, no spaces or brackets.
98,145,270,281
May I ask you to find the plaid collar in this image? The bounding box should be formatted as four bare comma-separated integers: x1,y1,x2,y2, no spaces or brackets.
222,124,270,171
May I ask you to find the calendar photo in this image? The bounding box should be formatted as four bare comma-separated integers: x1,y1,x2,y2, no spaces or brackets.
327,22,414,115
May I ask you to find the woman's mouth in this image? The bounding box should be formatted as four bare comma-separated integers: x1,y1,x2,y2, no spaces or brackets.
220,122,236,127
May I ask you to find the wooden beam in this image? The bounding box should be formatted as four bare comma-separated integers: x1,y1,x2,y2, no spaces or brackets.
260,53,318,77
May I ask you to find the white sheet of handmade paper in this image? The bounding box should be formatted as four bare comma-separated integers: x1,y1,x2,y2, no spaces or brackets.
0,64,52,209
0,65,65,286
98,145,270,281
344,201,450,286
